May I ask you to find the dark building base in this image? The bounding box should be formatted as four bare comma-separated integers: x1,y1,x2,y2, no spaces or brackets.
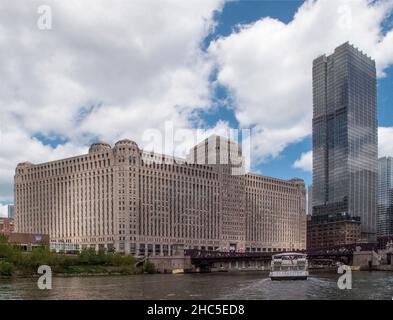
307,214,361,251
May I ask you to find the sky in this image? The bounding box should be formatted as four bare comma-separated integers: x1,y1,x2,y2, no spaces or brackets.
1,0,393,216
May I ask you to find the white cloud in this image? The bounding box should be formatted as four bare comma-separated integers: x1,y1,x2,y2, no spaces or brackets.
379,127,393,157
293,151,313,172
294,127,393,172
0,0,224,202
209,0,393,162
0,204,8,218
1,0,393,204
0,126,88,202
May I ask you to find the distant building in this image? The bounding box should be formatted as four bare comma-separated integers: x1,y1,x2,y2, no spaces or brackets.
0,217,14,234
310,42,377,249
307,185,313,216
14,136,306,255
8,233,49,251
7,204,14,219
378,157,393,237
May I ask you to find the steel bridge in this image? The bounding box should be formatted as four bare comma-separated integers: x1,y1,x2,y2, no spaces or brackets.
184,243,377,267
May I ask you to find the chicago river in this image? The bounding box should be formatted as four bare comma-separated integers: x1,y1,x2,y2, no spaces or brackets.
1,272,392,300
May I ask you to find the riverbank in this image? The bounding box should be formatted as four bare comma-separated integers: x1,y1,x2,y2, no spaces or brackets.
1,265,141,278
0,253,156,277
0,235,156,277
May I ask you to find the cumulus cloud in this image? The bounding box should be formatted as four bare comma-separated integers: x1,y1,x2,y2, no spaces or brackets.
293,151,313,172
1,0,393,204
294,127,393,172
379,127,393,157
209,0,393,162
0,126,88,202
0,204,7,218
0,0,224,202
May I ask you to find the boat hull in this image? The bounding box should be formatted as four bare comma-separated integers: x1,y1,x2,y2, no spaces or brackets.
270,276,308,281
269,271,309,281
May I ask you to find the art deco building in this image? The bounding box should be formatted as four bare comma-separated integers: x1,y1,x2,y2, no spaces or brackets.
378,157,393,237
310,42,377,248
14,136,306,255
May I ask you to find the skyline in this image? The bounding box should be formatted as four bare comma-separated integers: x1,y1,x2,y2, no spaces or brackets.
1,0,393,214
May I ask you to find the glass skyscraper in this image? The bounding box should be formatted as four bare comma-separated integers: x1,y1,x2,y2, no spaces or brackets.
378,157,393,236
312,42,377,242
7,204,14,219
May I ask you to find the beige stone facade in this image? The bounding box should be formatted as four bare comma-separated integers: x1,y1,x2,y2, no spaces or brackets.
246,174,306,252
14,136,306,255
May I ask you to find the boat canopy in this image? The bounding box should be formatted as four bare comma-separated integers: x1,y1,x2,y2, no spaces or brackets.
272,252,306,258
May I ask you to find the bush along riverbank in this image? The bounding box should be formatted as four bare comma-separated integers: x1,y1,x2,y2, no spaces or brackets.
0,235,156,277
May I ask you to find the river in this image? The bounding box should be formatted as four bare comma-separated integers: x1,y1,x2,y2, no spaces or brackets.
1,271,392,300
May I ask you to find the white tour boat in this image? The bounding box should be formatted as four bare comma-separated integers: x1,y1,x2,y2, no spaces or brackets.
269,252,309,280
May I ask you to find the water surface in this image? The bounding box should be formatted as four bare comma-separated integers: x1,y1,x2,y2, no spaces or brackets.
1,272,392,300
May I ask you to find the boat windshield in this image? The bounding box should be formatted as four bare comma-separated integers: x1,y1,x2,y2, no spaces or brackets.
273,253,306,260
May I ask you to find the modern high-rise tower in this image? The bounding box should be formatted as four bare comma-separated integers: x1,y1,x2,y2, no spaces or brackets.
378,157,393,237
7,204,14,219
310,42,377,246
307,185,313,216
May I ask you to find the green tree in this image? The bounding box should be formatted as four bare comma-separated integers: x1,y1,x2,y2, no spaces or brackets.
78,248,97,265
0,234,8,244
0,261,14,276
111,253,136,266
0,235,17,261
143,260,156,274
28,246,53,268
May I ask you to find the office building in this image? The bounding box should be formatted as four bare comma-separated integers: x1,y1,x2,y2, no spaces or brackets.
7,204,14,219
14,136,306,255
307,185,313,216
310,42,377,248
378,157,393,237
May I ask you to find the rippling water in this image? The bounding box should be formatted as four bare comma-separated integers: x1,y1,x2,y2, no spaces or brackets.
1,272,393,300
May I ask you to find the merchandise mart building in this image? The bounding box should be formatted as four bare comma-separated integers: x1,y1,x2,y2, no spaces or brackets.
14,135,306,256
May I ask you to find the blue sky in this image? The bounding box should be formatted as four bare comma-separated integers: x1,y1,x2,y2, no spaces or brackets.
206,0,313,184
1,0,393,210
202,0,393,186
